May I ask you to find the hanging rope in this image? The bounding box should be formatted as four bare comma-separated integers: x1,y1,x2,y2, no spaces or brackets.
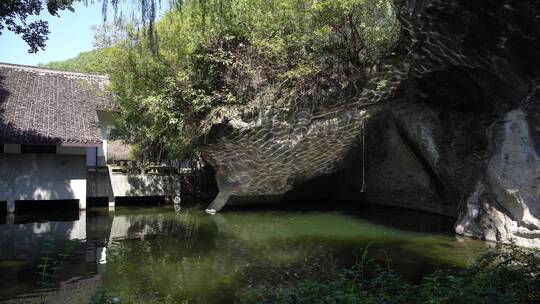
360,118,367,193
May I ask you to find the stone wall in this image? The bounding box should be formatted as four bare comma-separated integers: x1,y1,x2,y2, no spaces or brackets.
108,168,182,198
87,167,182,202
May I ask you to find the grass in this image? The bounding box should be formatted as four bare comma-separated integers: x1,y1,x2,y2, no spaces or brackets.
238,243,540,304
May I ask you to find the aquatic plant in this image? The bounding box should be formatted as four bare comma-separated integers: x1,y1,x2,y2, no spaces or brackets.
36,235,78,288
238,244,540,304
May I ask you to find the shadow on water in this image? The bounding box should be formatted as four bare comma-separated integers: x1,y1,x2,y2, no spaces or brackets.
224,200,457,235
114,196,166,207
0,201,6,219
13,200,80,224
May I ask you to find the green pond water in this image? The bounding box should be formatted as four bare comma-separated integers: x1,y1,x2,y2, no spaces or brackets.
0,205,489,303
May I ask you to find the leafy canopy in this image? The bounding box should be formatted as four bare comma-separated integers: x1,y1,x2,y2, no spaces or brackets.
111,0,399,160
40,0,399,161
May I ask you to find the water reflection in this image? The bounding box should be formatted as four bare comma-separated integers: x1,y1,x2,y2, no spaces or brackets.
0,211,94,303
0,206,490,303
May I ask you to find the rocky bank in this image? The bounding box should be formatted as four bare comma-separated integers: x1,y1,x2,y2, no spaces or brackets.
200,0,540,247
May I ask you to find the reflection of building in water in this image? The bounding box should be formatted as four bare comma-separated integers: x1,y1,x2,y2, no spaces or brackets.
109,215,169,240
0,63,182,215
0,210,111,303
0,208,198,303
0,212,87,258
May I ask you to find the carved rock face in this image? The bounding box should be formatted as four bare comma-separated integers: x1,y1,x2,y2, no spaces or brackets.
456,109,540,247
200,0,540,246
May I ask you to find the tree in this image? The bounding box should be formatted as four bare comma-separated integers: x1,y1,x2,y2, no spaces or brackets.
38,0,400,161
0,0,79,53
106,0,399,160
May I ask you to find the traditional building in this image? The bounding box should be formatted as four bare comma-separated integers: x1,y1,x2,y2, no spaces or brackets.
0,63,180,213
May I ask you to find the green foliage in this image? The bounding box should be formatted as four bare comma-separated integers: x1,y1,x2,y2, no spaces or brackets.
106,0,399,160
39,0,399,160
90,288,115,304
241,244,540,304
38,48,114,74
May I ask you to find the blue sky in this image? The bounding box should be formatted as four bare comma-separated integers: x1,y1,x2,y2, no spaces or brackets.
0,2,105,66
0,2,169,66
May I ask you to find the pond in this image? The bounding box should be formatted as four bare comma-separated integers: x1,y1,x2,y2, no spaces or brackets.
0,205,489,303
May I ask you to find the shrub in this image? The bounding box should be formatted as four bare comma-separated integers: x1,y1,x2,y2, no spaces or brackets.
240,244,540,304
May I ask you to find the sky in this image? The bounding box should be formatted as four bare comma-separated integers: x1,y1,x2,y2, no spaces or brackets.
0,2,169,67
0,2,106,66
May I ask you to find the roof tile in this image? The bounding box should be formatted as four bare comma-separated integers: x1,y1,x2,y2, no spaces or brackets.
0,63,112,146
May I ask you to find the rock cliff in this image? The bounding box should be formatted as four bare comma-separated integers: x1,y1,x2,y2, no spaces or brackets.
200,0,540,247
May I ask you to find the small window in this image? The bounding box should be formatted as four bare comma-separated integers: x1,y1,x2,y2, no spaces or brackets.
21,145,56,154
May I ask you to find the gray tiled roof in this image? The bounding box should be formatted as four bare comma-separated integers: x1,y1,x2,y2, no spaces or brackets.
0,63,112,146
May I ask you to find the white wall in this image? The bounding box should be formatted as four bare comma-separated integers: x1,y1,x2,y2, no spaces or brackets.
108,167,182,197
0,154,87,212
97,110,115,166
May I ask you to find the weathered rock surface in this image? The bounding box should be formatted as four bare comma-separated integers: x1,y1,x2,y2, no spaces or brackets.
456,109,540,247
200,0,540,247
